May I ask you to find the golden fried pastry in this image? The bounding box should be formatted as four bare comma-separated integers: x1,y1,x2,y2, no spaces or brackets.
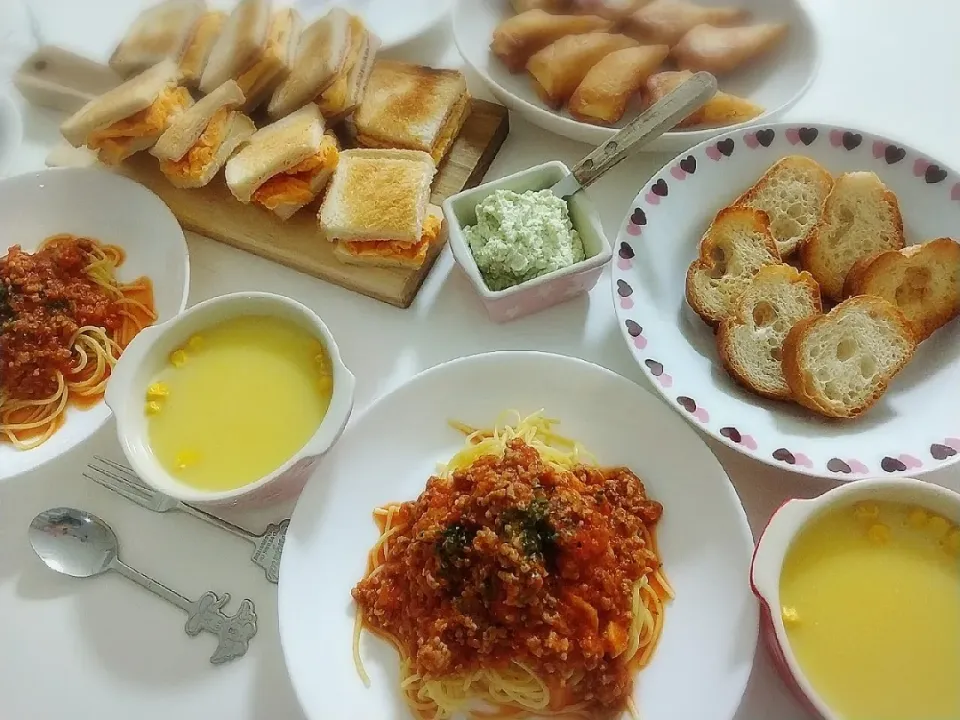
568,45,669,124
491,10,613,72
624,0,747,45
672,23,788,75
526,32,639,109
645,70,763,128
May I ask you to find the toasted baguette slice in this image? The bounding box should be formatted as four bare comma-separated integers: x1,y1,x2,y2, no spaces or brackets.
686,206,782,326
717,264,822,399
782,296,916,419
843,238,960,341
734,156,834,258
799,171,904,302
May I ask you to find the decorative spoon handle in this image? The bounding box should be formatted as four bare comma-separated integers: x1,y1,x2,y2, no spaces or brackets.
109,559,258,664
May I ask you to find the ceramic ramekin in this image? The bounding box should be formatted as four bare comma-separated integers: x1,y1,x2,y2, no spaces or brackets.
750,477,960,719
442,160,612,323
105,292,356,508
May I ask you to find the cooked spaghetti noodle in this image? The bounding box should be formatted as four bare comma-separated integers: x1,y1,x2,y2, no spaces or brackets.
0,234,155,449
352,412,671,719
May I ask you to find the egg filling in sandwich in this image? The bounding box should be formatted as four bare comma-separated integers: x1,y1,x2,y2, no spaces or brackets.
109,0,205,78
348,60,471,166
179,10,227,87
61,59,192,166
319,149,443,269
200,0,300,112
151,80,255,188
225,104,339,220
267,9,379,122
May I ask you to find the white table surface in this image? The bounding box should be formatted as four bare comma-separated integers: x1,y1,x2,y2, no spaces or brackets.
2,1,959,718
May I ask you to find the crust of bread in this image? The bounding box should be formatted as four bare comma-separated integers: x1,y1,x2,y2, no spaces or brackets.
799,171,905,302
266,8,352,120
351,60,468,155
160,112,256,188
685,206,781,327
238,8,302,112
199,0,271,93
781,296,916,419
316,25,381,121
151,80,246,160
179,10,227,86
109,0,205,77
224,104,327,202
734,155,834,257
61,59,183,147
843,237,960,341
318,149,435,243
332,206,443,268
716,264,822,400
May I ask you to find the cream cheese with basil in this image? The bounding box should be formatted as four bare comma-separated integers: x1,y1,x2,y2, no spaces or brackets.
464,189,585,291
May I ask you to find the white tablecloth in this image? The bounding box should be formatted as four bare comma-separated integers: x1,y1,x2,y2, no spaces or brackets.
2,1,958,718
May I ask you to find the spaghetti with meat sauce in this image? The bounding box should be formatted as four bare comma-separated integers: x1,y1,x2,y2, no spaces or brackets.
0,234,155,449
351,413,670,719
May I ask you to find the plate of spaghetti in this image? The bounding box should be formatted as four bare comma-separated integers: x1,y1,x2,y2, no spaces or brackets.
279,351,757,720
0,168,188,479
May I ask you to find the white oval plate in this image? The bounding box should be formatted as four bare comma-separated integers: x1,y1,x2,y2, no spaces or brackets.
452,0,819,153
294,0,452,49
611,122,960,479
0,168,189,481
280,351,757,720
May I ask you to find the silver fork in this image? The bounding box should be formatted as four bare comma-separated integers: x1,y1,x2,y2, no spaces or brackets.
84,456,287,584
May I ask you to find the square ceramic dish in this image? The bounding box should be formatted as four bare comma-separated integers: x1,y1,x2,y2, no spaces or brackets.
442,161,612,322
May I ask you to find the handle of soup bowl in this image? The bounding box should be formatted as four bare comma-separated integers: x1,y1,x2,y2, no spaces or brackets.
750,497,818,603
104,324,164,421
300,366,356,457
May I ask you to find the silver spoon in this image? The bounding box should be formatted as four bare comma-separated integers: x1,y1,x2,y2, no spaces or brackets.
29,507,257,664
551,71,718,200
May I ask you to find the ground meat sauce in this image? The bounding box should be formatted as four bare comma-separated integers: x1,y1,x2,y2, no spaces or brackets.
0,239,122,400
352,438,664,716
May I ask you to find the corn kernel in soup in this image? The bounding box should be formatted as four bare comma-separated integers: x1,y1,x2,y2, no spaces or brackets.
146,315,333,492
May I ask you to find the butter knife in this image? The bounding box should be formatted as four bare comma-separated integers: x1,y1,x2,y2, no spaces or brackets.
551,71,718,201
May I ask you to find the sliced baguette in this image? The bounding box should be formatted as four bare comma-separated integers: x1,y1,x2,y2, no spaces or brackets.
799,171,904,302
843,237,960,341
781,295,916,419
685,206,782,326
716,264,822,399
734,155,834,258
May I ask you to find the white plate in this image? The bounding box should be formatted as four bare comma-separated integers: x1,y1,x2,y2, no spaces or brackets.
280,351,758,720
0,168,189,481
452,0,820,152
0,92,22,175
611,122,960,479
294,0,452,48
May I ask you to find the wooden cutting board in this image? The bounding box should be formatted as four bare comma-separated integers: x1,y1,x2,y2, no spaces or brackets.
19,47,510,308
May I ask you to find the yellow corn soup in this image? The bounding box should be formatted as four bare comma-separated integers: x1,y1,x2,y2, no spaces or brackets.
145,315,333,491
779,500,960,720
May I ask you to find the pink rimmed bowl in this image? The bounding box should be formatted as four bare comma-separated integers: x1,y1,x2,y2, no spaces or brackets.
750,477,960,719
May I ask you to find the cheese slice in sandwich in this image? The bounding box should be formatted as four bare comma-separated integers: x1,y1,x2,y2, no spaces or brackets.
318,148,442,269
179,10,227,87
266,8,353,120
61,59,192,166
151,80,255,188
224,104,340,220
199,0,271,94
348,61,472,166
110,0,206,78
234,8,302,112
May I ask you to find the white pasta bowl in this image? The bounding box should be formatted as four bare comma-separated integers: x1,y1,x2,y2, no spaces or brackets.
452,0,820,152
0,168,189,482
105,292,356,508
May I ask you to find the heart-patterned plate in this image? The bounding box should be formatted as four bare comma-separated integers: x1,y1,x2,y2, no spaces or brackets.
613,122,960,479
